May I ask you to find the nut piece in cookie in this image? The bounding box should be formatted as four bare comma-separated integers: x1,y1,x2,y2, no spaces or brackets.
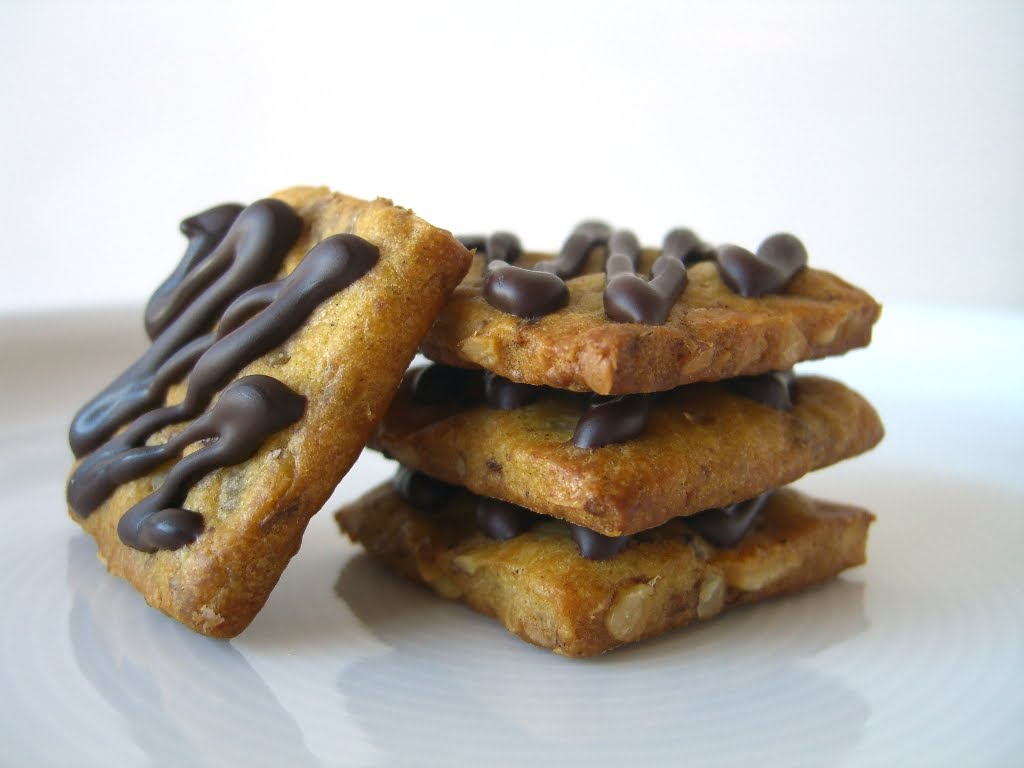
66,186,472,637
335,482,874,657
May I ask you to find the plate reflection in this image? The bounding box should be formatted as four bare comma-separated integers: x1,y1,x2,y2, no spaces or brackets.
66,535,322,767
335,553,872,766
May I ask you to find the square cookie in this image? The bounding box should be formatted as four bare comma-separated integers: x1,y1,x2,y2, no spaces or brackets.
422,246,881,394
67,186,471,636
336,482,874,657
371,368,884,535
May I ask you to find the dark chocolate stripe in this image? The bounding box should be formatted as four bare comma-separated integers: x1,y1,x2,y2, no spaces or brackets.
685,492,772,548
715,233,807,298
484,371,542,410
457,232,522,265
534,220,612,278
475,221,709,324
571,394,651,449
144,203,245,340
482,261,569,318
116,375,306,552
68,233,380,521
390,462,770,561
603,229,689,324
475,497,538,540
661,227,712,267
392,467,455,513
69,199,302,458
724,371,794,411
568,524,631,560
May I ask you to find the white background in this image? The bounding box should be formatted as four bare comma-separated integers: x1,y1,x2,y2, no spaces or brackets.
1,0,1022,313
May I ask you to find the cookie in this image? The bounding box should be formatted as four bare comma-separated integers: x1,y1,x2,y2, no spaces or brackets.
66,186,472,637
335,481,874,657
420,227,881,394
370,366,884,536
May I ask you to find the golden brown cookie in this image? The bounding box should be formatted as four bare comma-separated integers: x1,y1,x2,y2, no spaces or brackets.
371,370,884,536
335,482,874,657
66,186,471,637
421,249,881,394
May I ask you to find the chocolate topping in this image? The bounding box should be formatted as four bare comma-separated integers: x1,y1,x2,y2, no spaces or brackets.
534,220,613,278
475,221,708,325
69,200,381,552
475,498,537,540
484,372,541,410
571,395,651,449
484,232,523,265
483,261,569,318
144,203,245,340
603,229,689,325
568,524,631,560
715,233,808,298
409,364,484,405
725,371,795,411
458,232,522,265
116,375,306,552
70,232,379,521
392,467,455,513
662,227,713,267
69,199,302,458
686,492,772,548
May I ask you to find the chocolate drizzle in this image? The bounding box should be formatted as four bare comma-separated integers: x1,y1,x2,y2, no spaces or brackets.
470,220,709,326
144,203,245,340
68,201,381,552
572,395,651,449
392,467,455,513
470,220,809,322
70,199,302,458
603,230,689,324
484,372,541,410
568,524,631,560
475,221,612,319
475,497,537,540
663,228,714,267
534,220,612,278
725,371,795,411
686,492,772,548
407,364,648,447
116,375,306,552
389,462,773,560
715,233,808,298
483,262,569,318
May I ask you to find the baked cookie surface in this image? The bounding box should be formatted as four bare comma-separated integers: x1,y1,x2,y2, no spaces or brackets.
372,370,884,535
67,186,471,637
421,248,881,394
335,482,874,657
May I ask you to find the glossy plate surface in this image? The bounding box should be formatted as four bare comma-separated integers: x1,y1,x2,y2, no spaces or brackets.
1,305,1021,767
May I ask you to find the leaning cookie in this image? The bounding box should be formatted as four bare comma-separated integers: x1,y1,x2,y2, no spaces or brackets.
421,225,881,394
371,365,884,536
66,186,472,637
335,480,874,657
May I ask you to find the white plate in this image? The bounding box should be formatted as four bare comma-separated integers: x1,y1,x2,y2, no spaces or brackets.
1,305,1022,767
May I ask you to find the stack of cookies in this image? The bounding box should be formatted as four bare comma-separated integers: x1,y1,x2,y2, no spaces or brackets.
335,222,884,656
65,188,883,655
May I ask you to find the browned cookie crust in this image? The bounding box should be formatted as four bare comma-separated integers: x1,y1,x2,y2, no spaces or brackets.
421,250,880,394
336,483,874,657
371,372,884,536
68,186,471,637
